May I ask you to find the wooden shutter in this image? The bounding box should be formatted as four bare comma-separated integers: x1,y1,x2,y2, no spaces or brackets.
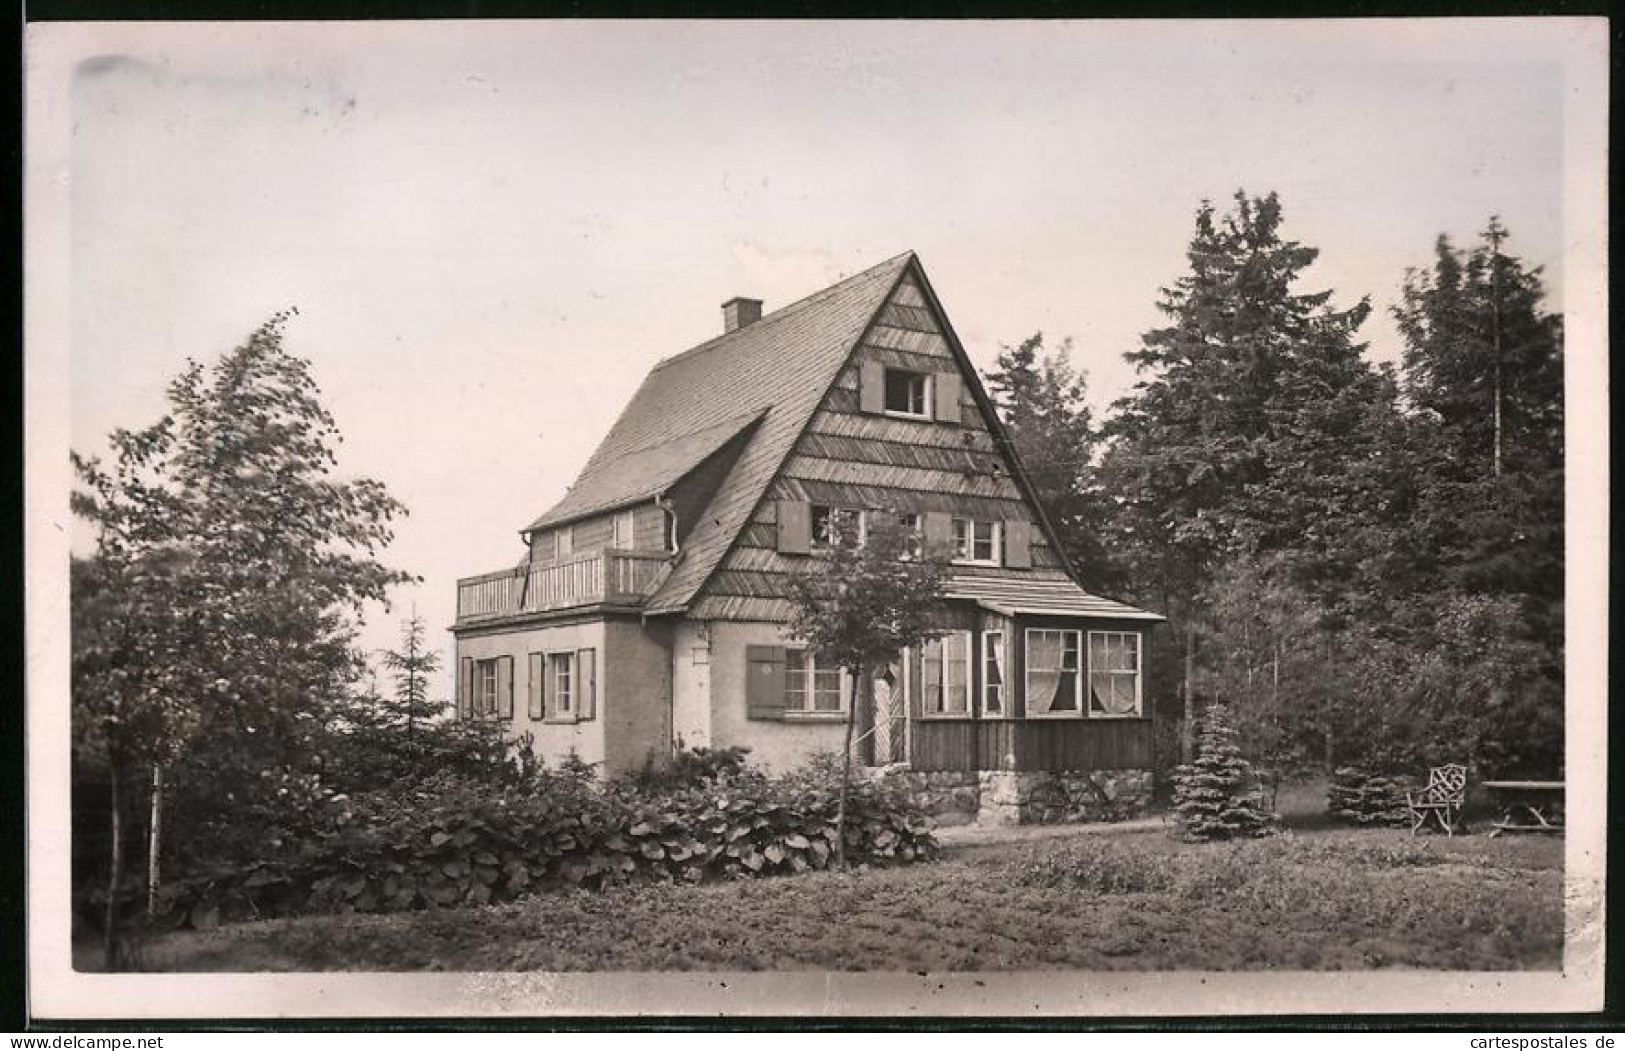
859,361,884,414
497,656,514,720
777,499,811,555
1004,518,1032,569
527,653,545,719
577,648,597,721
922,511,952,556
746,645,788,720
459,657,473,721
933,372,961,425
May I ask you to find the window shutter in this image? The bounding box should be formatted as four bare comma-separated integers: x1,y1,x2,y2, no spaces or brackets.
859,361,884,414
1004,518,1032,568
459,657,473,721
933,372,961,425
777,499,811,555
528,653,545,719
577,648,597,721
922,511,952,555
497,656,514,720
746,645,789,720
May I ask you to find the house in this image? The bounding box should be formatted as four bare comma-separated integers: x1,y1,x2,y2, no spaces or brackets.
451,251,1164,824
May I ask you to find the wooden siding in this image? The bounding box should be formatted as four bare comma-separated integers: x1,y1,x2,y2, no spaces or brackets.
692,271,1068,621
457,550,669,623
909,719,1154,772
532,504,666,562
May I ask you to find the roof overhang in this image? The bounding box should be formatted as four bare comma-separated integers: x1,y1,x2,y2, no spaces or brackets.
943,575,1166,623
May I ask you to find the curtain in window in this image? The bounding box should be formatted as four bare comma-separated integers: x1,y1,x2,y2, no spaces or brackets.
1026,631,1065,714
922,639,943,713
986,634,1004,713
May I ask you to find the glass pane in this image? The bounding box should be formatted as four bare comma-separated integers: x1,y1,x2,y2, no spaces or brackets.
945,634,968,713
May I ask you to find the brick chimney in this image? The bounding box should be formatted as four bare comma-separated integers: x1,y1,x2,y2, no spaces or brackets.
722,297,763,333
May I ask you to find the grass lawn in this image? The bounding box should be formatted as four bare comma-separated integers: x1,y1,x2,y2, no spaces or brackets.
117,821,1562,972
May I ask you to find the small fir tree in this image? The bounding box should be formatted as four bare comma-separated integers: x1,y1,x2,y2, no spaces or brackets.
1171,703,1278,841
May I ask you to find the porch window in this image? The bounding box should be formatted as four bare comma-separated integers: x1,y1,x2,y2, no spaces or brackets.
982,631,1005,717
785,648,848,714
921,632,971,716
1025,629,1081,716
811,505,865,548
952,518,1000,566
1087,631,1142,717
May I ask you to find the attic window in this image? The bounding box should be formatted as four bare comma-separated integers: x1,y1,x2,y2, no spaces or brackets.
883,369,930,418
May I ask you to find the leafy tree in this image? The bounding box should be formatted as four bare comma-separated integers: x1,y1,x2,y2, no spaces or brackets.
71,310,413,953
984,333,1116,589
785,514,949,866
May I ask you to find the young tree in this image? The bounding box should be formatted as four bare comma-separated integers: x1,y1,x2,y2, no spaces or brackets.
1171,702,1277,841
785,514,950,867
984,333,1116,588
377,611,445,755
71,310,413,944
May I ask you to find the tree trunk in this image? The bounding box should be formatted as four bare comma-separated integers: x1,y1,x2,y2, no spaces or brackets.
834,667,866,870
103,759,123,970
146,764,164,918
1181,623,1197,763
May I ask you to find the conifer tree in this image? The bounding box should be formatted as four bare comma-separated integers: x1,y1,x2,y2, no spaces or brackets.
1171,703,1277,841
984,333,1115,587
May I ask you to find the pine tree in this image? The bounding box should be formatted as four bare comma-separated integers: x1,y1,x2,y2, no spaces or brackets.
1171,703,1277,841
377,612,444,754
984,333,1115,587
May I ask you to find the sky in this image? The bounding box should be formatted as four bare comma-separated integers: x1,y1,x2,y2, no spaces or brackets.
34,19,1596,696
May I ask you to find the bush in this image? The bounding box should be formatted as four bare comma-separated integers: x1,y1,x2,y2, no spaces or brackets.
629,745,753,792
1170,703,1278,841
160,768,938,925
1325,766,1413,827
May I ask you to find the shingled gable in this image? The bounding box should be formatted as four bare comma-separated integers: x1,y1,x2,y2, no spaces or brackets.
648,251,1095,616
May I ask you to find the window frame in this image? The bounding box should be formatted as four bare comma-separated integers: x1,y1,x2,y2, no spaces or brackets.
477,658,499,719
782,647,850,719
952,517,1002,566
981,630,1006,719
1023,628,1144,719
881,367,931,419
1086,630,1143,719
612,510,636,549
918,630,973,719
810,504,867,549
898,512,923,560
544,650,576,723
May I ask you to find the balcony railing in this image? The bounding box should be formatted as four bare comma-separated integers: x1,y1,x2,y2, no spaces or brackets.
456,549,671,623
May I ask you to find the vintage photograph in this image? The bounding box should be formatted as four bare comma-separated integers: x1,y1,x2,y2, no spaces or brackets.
24,17,1607,1019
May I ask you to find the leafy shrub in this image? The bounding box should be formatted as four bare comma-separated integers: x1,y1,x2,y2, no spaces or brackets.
630,745,753,792
1326,766,1413,827
1170,703,1278,841
161,770,938,925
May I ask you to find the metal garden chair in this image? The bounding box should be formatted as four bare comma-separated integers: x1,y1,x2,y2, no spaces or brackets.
1406,763,1468,836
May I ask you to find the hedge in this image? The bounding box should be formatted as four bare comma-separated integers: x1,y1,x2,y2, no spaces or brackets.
164,774,938,926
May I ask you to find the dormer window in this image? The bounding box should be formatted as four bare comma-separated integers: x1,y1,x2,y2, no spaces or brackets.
953,517,1000,566
883,369,930,418
811,505,865,548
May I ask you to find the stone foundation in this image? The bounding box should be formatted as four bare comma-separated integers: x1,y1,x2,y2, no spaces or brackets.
873,766,1154,827
872,767,982,826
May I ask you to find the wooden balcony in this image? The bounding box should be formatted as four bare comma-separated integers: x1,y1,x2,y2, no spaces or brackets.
907,717,1154,772
455,549,670,624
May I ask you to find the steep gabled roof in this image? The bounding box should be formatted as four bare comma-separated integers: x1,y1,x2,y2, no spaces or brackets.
527,409,766,532
525,251,916,613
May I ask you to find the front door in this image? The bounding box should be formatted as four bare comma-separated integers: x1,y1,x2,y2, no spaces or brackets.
871,659,908,765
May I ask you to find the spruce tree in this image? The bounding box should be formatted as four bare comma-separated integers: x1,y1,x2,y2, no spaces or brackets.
984,333,1115,588
1171,703,1277,841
